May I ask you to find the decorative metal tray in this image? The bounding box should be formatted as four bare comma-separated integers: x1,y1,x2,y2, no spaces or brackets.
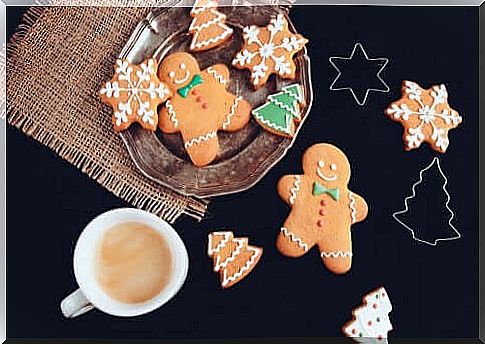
119,3,313,198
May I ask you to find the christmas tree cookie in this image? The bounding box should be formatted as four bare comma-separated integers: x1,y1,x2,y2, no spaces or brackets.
207,231,262,288
343,287,393,342
252,83,305,137
189,0,233,52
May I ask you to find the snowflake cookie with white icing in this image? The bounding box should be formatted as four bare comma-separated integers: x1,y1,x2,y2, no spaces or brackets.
232,13,308,89
100,58,171,132
276,143,368,275
208,231,263,289
157,52,252,167
386,81,463,153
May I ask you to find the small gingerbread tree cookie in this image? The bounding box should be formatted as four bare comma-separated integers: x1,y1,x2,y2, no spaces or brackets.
276,143,368,275
208,231,262,288
342,287,393,342
157,52,252,167
189,0,233,52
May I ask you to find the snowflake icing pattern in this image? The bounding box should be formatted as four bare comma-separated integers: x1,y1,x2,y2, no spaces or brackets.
386,81,462,153
232,14,308,88
100,58,171,132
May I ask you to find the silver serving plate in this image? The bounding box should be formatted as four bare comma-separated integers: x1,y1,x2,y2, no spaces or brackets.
118,2,313,198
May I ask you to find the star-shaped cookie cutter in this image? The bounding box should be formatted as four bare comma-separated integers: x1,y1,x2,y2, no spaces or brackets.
329,42,389,106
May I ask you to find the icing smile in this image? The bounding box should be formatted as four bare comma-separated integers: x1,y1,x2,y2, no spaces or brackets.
317,169,337,182
317,160,338,182
174,70,190,85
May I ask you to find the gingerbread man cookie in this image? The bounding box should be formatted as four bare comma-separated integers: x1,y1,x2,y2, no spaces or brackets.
158,52,252,167
100,58,171,132
386,81,462,153
276,143,368,275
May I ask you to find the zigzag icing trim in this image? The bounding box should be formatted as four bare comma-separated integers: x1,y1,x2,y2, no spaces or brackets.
166,100,178,128
267,85,303,120
207,66,227,85
281,227,308,252
252,110,292,135
190,25,232,50
320,251,353,259
222,96,241,130
214,238,246,272
289,175,301,205
221,246,262,288
184,131,217,149
207,231,232,257
189,14,220,31
349,191,357,224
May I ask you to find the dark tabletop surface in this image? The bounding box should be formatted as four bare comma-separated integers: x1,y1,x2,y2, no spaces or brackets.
6,5,479,340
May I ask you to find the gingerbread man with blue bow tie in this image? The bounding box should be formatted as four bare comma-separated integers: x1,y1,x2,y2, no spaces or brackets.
276,143,368,275
158,52,252,167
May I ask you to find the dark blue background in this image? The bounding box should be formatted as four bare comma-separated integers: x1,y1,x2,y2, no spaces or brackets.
7,5,479,339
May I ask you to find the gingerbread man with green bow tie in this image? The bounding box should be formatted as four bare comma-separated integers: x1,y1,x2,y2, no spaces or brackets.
276,143,368,275
158,52,252,167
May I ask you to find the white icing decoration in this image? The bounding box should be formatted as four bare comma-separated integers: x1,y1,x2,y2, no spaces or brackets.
392,157,461,246
317,167,337,182
320,251,353,259
214,238,245,272
252,111,292,135
207,66,227,85
222,96,241,130
221,246,262,287
100,59,170,128
232,14,306,85
343,287,393,340
173,70,190,85
165,99,179,128
280,227,308,252
289,175,301,205
189,0,233,51
184,131,217,149
386,81,462,151
207,231,232,257
349,191,357,224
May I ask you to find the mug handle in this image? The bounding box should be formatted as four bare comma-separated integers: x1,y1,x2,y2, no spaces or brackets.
61,289,94,318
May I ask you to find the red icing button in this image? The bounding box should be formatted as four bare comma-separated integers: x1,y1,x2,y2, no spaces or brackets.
368,321,372,326
320,200,326,206
202,103,208,109
373,303,378,309
317,220,323,227
319,209,325,216
196,96,202,103
378,335,383,340
352,329,357,335
192,89,198,96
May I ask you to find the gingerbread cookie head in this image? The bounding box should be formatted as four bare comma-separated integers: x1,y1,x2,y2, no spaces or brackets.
302,143,351,188
158,52,200,91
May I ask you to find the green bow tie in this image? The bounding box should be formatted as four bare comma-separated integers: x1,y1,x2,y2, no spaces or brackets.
313,182,340,201
178,74,203,98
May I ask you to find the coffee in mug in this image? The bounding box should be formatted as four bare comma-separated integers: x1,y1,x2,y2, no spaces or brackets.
95,222,172,304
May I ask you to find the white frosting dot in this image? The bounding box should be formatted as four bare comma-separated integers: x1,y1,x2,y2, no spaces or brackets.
180,63,186,70
318,160,325,168
169,71,175,78
330,163,337,171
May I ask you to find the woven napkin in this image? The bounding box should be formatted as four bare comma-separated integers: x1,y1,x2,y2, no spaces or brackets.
3,5,208,223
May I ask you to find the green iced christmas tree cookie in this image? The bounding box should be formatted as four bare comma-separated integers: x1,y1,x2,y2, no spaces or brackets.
252,84,305,137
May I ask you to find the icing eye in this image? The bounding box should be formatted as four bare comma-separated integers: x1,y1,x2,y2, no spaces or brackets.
318,160,325,168
330,163,337,171
180,63,186,70
168,71,175,78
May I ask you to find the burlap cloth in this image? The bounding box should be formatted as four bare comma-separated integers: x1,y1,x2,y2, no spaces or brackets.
3,4,209,223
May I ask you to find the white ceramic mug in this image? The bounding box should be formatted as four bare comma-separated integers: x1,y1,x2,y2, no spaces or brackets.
60,208,189,318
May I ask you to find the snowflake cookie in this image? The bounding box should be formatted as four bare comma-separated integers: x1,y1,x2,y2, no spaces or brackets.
100,58,171,132
208,231,263,288
232,13,308,89
385,81,462,153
